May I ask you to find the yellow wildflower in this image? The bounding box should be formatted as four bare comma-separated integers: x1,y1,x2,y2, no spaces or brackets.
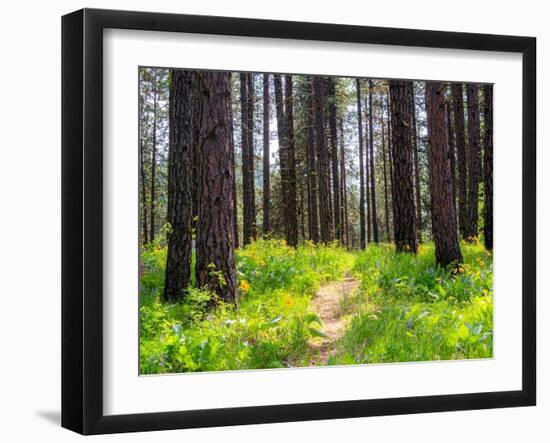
239,280,250,294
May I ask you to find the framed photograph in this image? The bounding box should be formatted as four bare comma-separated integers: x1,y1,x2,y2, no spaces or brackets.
62,8,536,435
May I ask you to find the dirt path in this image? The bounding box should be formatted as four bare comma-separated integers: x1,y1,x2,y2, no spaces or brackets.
309,273,359,365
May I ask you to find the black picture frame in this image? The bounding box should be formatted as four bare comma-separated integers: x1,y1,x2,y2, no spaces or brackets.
62,8,536,435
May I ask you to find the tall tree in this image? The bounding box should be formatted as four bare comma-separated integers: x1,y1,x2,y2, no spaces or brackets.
240,73,256,245
164,70,200,302
306,77,320,243
195,71,237,304
446,98,457,216
465,83,481,241
425,82,462,267
380,101,391,242
284,75,299,247
327,77,341,241
356,79,366,249
389,80,417,253
483,84,493,251
451,83,467,238
313,76,332,243
410,83,422,242
368,79,379,243
339,117,349,247
149,70,159,242
138,70,149,245
262,73,271,234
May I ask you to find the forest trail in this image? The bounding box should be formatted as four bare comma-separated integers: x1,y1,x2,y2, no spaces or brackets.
309,273,359,365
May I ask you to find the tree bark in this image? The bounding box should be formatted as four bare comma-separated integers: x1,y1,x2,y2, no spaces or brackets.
389,80,417,253
195,71,237,304
327,77,341,242
465,83,481,241
483,84,493,251
451,83,467,239
410,83,422,243
313,76,332,243
356,79,366,249
240,73,256,245
425,81,462,267
381,102,391,242
284,75,298,247
306,77,320,243
368,79,379,243
164,70,200,302
149,71,158,242
446,97,458,218
138,71,149,245
339,117,349,248
262,73,271,234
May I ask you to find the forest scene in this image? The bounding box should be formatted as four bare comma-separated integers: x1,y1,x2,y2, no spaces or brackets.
139,68,494,374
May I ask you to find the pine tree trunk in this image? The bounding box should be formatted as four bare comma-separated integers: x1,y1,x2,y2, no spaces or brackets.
451,83,467,239
306,77,320,243
356,79,366,249
327,77,341,242
262,73,271,234
313,76,332,243
368,79,379,243
164,70,200,302
195,71,237,304
149,71,158,242
425,82,463,267
483,84,493,251
465,83,481,241
446,98,458,218
411,83,422,243
339,117,349,248
389,80,417,253
284,75,298,247
138,72,149,245
381,104,391,242
387,88,396,241
240,73,256,245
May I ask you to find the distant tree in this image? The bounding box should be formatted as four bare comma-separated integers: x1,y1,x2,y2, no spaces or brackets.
465,83,481,241
306,77,320,243
262,73,271,234
425,81,462,267
356,79,366,249
240,73,256,245
284,75,298,247
410,83,422,242
451,83,467,238
195,71,237,304
327,77,341,241
368,79,379,243
164,70,200,302
483,84,493,251
313,76,332,243
389,80,417,253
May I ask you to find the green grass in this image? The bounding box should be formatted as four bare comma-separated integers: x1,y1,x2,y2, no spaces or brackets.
139,239,353,374
330,241,493,365
139,239,493,374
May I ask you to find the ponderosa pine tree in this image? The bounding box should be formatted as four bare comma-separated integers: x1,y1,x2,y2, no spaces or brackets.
380,102,391,242
425,81,462,267
368,79,379,243
451,83,467,239
446,98,457,216
339,117,349,247
327,77,341,242
195,71,237,304
410,83,422,242
164,70,200,302
262,73,271,234
356,79,366,249
313,76,332,243
138,70,149,245
149,70,159,242
240,73,256,245
389,80,417,253
465,83,481,242
483,84,493,251
284,75,298,247
306,77,320,243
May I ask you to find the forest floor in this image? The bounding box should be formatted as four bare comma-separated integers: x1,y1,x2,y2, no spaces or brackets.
309,272,360,365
